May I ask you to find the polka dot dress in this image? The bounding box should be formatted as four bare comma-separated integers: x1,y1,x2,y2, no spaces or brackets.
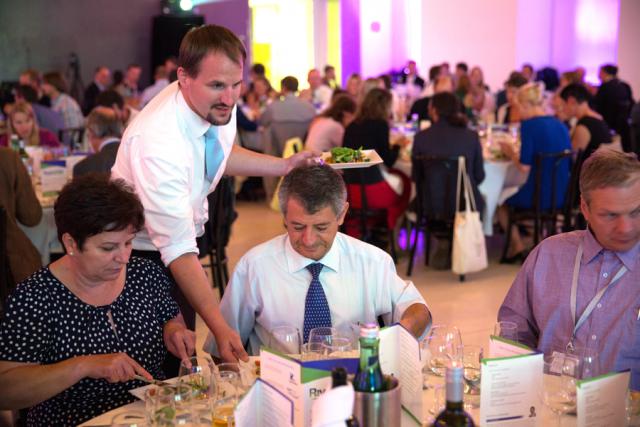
0,257,179,426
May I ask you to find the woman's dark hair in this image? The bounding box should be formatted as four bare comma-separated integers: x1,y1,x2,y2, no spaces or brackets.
430,92,468,127
355,88,391,123
54,174,145,251
321,94,357,123
560,83,591,104
43,71,68,93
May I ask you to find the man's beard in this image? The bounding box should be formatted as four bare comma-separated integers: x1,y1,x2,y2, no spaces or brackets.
206,104,233,126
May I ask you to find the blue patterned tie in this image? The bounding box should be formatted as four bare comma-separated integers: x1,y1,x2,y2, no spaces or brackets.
204,126,224,181
303,263,332,343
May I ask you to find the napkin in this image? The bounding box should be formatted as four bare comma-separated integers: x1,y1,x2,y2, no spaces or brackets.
311,384,355,427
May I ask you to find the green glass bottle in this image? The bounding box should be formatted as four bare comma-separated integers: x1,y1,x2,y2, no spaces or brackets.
353,323,384,393
433,365,475,426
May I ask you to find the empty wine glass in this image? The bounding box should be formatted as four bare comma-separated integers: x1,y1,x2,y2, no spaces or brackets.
494,321,519,341
301,341,325,361
322,337,352,358
427,325,463,376
269,325,301,354
308,327,338,345
542,361,575,427
462,344,483,408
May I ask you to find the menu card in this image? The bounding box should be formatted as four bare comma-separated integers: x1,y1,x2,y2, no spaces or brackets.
576,370,630,427
379,324,424,422
235,378,294,427
489,335,534,358
259,348,358,427
40,160,67,196
480,352,543,426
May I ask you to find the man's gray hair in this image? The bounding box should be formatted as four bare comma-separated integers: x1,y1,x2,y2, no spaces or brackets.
86,107,122,139
580,147,640,203
278,165,347,216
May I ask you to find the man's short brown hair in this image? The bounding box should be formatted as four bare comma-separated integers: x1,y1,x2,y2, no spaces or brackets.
179,24,246,77
580,148,640,203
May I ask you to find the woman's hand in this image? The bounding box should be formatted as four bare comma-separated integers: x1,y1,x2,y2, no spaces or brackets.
78,353,152,383
164,317,196,361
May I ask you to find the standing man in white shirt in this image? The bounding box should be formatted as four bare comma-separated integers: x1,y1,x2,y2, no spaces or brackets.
204,165,431,356
111,25,315,365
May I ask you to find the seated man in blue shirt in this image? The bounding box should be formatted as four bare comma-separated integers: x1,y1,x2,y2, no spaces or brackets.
498,147,640,388
205,165,431,355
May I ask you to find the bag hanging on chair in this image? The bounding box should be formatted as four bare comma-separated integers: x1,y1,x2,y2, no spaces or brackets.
452,156,488,275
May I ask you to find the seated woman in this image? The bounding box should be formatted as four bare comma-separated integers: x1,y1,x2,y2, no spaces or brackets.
342,88,411,236
497,82,571,262
0,101,61,148
305,94,357,153
0,174,195,426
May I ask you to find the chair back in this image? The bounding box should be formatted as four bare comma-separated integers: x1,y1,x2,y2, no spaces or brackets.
58,127,85,151
532,150,573,220
411,155,461,224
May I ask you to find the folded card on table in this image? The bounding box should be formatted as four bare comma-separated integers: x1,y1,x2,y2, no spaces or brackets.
577,370,630,427
235,378,294,427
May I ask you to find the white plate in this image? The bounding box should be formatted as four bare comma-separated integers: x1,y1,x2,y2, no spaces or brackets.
321,149,383,169
128,357,260,400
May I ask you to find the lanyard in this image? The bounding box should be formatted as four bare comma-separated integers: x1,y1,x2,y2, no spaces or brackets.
568,243,627,351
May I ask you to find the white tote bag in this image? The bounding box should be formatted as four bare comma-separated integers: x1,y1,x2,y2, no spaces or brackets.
452,156,488,275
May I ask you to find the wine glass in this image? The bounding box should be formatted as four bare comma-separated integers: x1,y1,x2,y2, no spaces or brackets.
427,325,463,376
308,327,338,345
541,361,575,427
494,321,518,341
301,341,325,361
322,337,352,358
462,344,483,408
269,325,301,354
178,356,216,422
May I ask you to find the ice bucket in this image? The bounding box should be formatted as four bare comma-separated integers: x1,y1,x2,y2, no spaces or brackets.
353,375,401,427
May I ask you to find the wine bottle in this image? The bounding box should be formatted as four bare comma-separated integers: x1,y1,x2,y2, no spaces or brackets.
353,323,384,393
433,365,475,426
331,367,360,427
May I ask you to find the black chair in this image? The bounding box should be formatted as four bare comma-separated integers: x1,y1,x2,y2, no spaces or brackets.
501,150,573,262
58,127,85,151
562,150,587,232
0,206,14,319
343,168,397,263
407,155,463,280
197,176,237,297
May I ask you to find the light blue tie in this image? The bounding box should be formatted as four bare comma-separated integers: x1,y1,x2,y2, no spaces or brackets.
303,263,332,343
204,126,224,181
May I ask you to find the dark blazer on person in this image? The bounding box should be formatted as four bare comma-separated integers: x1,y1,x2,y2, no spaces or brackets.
398,73,425,89
595,78,634,151
73,139,120,177
408,96,431,122
83,82,102,115
0,147,42,287
412,120,486,215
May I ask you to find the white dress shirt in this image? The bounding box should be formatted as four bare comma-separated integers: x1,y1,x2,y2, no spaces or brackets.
204,232,428,355
111,81,236,265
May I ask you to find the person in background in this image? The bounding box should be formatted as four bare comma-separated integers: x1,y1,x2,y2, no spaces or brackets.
164,56,178,82
559,83,610,159
204,165,431,356
409,73,454,123
595,64,634,153
0,101,61,148
95,89,138,129
14,85,64,136
496,72,528,125
0,147,42,293
419,64,442,98
632,101,640,154
467,66,495,123
305,94,357,153
0,175,195,426
323,65,339,90
357,77,384,106
243,76,274,121
345,73,362,99
140,65,170,108
498,148,640,389
521,63,535,82
398,60,425,90
19,69,50,107
342,88,411,236
42,71,84,129
120,64,142,108
412,92,485,269
454,62,468,86
73,107,122,177
497,82,571,263
299,69,333,112
109,70,125,94
83,66,111,115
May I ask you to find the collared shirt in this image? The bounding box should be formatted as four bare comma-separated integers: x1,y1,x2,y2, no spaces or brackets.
98,137,120,152
204,232,429,356
51,93,84,128
111,81,236,265
498,229,640,388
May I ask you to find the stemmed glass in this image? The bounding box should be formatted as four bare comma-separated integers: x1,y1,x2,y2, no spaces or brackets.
462,344,483,408
322,337,352,358
542,361,575,427
427,325,463,376
308,327,339,346
178,356,216,424
269,325,302,354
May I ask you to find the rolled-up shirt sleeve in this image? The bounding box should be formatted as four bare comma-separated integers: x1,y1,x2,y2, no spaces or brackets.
129,133,199,265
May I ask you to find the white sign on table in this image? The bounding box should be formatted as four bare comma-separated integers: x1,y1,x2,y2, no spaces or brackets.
379,324,424,423
489,335,534,358
480,352,543,427
235,378,294,427
576,370,630,427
